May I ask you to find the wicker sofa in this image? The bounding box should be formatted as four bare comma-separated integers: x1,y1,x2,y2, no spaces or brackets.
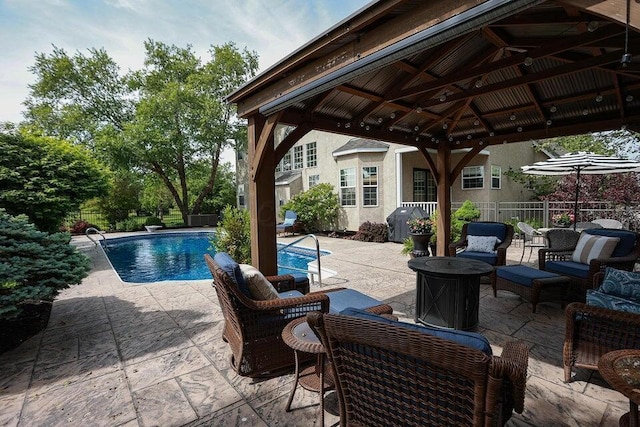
563,271,640,382
540,228,640,302
204,253,393,378
449,222,514,267
309,309,528,426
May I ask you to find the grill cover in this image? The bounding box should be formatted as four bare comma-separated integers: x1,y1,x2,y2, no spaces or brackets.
386,206,427,243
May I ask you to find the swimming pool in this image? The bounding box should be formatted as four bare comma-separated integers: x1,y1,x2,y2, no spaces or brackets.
100,232,328,283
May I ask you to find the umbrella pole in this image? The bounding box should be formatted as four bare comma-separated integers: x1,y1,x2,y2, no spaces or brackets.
573,167,581,231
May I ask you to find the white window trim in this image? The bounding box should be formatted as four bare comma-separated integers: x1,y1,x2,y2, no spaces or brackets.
339,167,356,207
362,166,379,207
491,165,502,189
462,165,484,190
293,146,303,170
308,174,319,188
306,141,317,168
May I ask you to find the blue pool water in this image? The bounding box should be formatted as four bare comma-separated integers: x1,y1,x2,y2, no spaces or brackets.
101,232,326,283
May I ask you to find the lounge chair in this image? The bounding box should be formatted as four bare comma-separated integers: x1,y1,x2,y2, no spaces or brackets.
564,270,640,382
539,228,640,302
592,218,624,229
517,222,546,263
204,253,393,378
308,309,528,426
277,210,298,236
449,221,514,267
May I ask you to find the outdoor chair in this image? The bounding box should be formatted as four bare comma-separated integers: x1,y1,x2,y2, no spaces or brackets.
592,218,624,229
546,228,580,252
277,210,299,236
204,253,393,378
308,309,528,426
517,222,546,263
539,228,640,302
449,221,514,267
563,269,640,382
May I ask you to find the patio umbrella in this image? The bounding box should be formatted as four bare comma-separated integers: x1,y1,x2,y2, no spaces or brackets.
521,152,640,230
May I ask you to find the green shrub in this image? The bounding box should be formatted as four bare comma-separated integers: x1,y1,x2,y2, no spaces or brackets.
454,200,481,222
212,205,251,263
280,183,340,232
114,218,142,232
144,216,163,226
0,209,90,320
350,221,388,243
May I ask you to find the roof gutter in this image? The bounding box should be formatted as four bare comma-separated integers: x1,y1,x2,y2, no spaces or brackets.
259,0,542,116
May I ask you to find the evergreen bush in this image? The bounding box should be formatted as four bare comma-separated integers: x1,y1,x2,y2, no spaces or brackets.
211,205,251,263
280,183,340,232
0,209,90,320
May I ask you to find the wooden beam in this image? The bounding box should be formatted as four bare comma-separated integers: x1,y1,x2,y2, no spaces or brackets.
450,145,485,182
247,115,277,275
390,24,624,101
557,0,640,30
435,144,451,255
417,146,438,186
251,111,282,181
274,123,313,163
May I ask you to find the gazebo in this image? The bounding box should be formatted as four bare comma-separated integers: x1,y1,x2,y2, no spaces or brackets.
227,0,640,275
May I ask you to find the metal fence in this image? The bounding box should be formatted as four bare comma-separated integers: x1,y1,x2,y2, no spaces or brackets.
64,210,186,231
401,200,640,230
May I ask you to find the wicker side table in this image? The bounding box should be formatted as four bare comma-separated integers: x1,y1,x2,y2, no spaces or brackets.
282,317,333,426
599,349,640,427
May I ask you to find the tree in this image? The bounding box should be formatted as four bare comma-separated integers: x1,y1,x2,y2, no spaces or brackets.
24,41,258,225
0,209,90,320
0,130,109,232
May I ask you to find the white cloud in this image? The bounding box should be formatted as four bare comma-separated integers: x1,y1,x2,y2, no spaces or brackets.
0,0,369,123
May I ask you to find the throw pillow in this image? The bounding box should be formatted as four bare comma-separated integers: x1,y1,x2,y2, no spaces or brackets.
599,268,640,303
466,235,500,254
239,264,279,300
571,234,620,264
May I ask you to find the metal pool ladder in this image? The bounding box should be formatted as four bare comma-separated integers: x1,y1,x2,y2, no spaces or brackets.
277,234,323,287
85,227,107,249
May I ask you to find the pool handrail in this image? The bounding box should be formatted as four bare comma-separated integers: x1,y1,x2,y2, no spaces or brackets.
86,227,107,249
277,234,323,287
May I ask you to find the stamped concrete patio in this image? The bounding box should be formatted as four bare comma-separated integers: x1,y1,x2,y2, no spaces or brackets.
0,231,630,426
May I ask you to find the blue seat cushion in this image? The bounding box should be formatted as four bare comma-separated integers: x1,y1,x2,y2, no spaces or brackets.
545,260,590,279
598,268,640,303
467,223,507,242
457,251,498,265
585,229,637,257
496,265,562,287
214,252,251,297
340,307,492,356
587,289,640,314
328,289,384,313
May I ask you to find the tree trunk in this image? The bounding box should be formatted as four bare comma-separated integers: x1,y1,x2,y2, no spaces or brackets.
192,146,222,214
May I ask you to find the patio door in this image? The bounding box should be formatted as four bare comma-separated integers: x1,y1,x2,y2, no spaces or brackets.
413,169,436,202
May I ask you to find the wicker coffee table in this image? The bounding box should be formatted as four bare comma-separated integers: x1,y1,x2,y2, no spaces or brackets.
599,349,640,427
282,317,333,426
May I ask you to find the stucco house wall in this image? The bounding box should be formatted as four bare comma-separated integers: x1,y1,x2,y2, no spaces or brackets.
254,129,543,231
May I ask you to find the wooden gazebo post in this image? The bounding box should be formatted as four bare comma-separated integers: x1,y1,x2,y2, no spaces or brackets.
247,113,279,275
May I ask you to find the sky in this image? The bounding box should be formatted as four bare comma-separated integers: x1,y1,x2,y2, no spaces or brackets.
0,0,372,124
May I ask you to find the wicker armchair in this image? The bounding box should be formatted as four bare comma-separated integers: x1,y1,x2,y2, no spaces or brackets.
539,229,640,302
449,221,514,266
308,311,528,426
563,274,640,382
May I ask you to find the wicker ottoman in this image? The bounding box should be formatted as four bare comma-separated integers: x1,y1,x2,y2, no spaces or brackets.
493,265,570,312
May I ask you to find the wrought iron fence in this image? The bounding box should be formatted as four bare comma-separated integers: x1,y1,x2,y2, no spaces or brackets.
64,210,186,231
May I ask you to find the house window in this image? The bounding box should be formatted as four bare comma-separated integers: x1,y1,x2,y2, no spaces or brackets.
340,168,356,206
293,146,303,169
308,174,320,188
413,169,436,202
362,166,378,206
491,165,501,189
282,151,292,171
462,166,484,189
306,141,317,167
